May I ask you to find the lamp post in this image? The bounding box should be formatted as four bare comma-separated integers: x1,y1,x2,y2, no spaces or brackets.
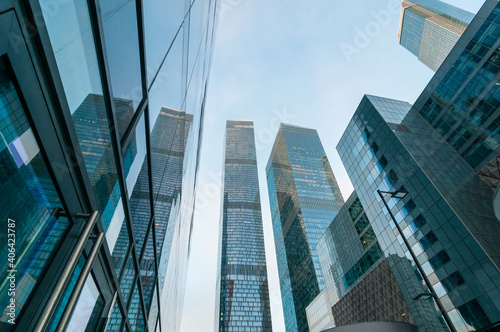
377,189,456,332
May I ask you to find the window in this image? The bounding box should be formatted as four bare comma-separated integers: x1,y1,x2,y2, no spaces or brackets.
420,231,438,250
428,250,451,270
457,299,491,330
354,214,370,234
360,228,376,249
441,271,465,292
349,198,364,221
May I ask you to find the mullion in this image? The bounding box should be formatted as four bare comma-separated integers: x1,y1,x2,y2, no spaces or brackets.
120,97,148,151
144,105,163,328
86,0,146,330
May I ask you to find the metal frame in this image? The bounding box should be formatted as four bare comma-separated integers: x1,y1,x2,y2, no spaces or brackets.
56,231,105,331
377,189,456,332
34,212,100,331
0,10,109,332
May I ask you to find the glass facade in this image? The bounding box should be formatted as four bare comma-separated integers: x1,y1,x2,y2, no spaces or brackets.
337,94,500,331
412,1,500,190
398,0,474,72
215,120,272,332
0,0,218,331
306,192,414,331
0,57,68,324
266,124,344,332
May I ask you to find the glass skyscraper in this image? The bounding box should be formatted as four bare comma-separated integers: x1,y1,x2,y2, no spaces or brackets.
411,0,500,191
318,3,500,331
306,192,414,332
0,0,218,331
215,120,272,332
398,0,474,71
266,124,344,332
337,94,500,331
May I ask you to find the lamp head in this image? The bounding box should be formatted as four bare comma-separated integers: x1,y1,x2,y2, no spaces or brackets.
391,190,408,199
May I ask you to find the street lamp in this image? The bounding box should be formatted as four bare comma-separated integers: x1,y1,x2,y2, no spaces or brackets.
377,189,456,332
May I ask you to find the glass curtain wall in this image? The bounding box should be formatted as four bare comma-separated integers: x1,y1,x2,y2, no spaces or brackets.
0,0,219,331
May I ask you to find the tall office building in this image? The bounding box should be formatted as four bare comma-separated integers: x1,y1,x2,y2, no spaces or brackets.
398,0,474,71
306,192,415,332
321,3,500,331
337,94,500,331
215,120,272,331
266,124,344,332
411,0,500,191
0,0,218,331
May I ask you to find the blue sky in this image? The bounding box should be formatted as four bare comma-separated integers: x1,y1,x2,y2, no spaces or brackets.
180,1,485,331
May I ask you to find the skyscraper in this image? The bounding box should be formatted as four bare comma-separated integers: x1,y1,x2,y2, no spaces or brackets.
0,0,218,330
266,124,344,332
398,0,474,71
215,120,272,331
306,192,415,332
411,0,500,191
337,94,500,331
318,3,500,331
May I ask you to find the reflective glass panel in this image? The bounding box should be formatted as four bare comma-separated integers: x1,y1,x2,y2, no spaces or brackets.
120,254,136,303
40,0,123,231
110,216,130,278
0,59,68,324
140,230,156,311
126,114,151,256
101,0,143,135
66,275,105,331
149,105,191,263
72,94,123,231
106,300,123,332
39,0,102,112
128,282,145,331
147,286,159,331
187,0,208,80
144,0,187,84
46,255,85,331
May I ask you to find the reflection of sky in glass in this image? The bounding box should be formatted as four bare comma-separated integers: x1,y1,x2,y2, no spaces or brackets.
40,0,102,113
125,114,147,196
66,276,100,332
144,0,186,84
149,29,185,127
101,0,143,110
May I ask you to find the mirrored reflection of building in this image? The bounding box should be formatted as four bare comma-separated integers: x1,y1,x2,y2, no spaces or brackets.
215,120,272,331
398,0,474,71
266,124,344,332
0,0,218,330
306,192,414,332
106,107,194,331
337,94,500,332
